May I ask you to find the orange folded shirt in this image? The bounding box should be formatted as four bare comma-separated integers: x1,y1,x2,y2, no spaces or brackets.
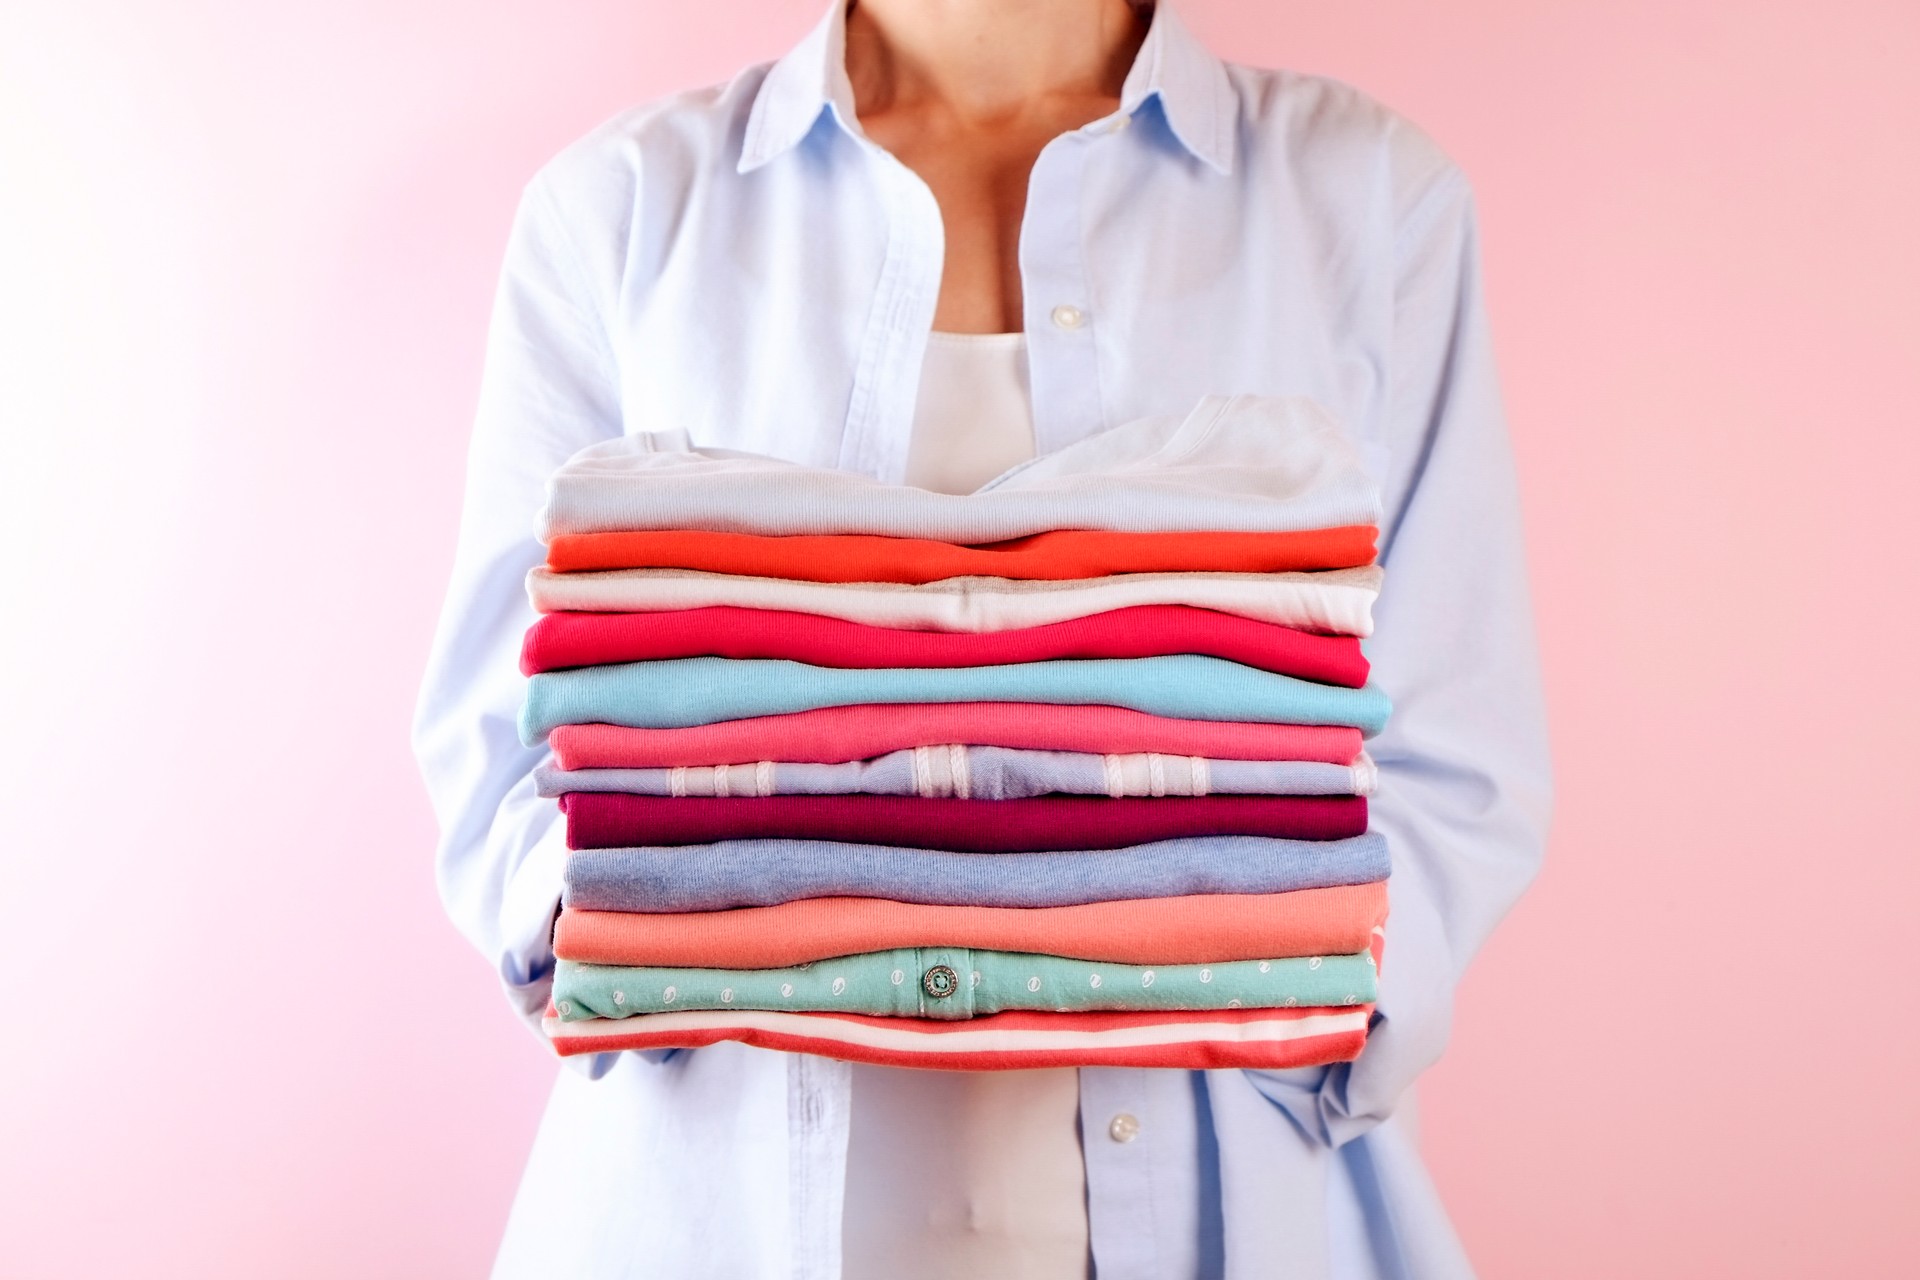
553,883,1388,969
544,527,1378,581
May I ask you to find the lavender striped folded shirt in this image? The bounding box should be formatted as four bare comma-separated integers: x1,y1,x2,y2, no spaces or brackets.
535,746,1376,800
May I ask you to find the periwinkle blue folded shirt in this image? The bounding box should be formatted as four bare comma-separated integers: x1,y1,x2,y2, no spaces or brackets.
563,832,1390,912
520,655,1392,743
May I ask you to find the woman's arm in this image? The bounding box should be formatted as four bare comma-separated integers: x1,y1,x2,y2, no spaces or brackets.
1245,163,1554,1144
413,169,625,1064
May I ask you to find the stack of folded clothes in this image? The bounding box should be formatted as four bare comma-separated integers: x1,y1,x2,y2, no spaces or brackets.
518,395,1395,1070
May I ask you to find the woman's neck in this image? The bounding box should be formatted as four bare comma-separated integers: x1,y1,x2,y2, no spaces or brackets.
845,0,1146,124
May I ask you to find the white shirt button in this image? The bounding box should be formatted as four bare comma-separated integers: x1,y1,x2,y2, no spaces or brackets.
1051,303,1087,331
1107,1113,1141,1144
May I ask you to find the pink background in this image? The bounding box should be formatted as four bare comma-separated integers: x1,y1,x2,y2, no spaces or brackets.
2,1,1916,1275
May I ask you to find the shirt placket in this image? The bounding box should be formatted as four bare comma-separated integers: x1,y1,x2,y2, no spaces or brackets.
911,947,976,1019
1022,120,1118,455
835,140,943,483
787,1053,852,1280
838,113,1121,480
1080,1065,1211,1280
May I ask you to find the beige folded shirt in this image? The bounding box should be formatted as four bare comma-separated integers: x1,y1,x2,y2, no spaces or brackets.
528,565,1382,637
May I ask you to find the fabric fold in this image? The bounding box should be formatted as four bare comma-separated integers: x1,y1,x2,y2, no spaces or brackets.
521,655,1392,742
560,792,1368,851
562,832,1390,911
545,526,1377,579
551,947,1379,1021
552,883,1390,968
520,605,1369,685
550,707,1365,770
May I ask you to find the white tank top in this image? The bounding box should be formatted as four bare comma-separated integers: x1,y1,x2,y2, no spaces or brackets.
842,331,1091,1279
901,331,1038,494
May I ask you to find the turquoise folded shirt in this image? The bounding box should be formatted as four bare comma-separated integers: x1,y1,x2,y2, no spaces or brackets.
552,947,1379,1022
521,655,1392,743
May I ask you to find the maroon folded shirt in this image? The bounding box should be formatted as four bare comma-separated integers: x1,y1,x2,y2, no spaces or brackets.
559,793,1368,851
520,605,1369,687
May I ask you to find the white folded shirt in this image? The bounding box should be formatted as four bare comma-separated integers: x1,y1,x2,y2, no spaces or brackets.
537,394,1382,541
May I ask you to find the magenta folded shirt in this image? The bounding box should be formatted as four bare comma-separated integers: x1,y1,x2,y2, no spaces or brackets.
559,792,1368,851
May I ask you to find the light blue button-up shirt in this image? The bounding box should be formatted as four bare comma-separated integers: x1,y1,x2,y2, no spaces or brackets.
412,2,1552,1276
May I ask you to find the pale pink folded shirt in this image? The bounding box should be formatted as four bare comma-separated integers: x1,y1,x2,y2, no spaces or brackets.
550,704,1366,770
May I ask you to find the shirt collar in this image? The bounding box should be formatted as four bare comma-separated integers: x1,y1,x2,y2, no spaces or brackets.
738,0,1238,175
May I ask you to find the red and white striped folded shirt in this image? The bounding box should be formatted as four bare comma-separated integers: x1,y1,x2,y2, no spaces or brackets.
543,1003,1374,1071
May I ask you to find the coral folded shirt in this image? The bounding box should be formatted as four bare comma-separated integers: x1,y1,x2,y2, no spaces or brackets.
520,605,1369,685
551,706,1364,770
552,882,1388,968
560,792,1367,851
545,526,1378,579
542,1004,1374,1071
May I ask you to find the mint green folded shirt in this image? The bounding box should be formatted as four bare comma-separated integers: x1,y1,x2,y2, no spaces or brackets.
551,947,1378,1023
520,655,1392,743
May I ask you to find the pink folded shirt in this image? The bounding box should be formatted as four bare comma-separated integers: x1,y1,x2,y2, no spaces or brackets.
550,705,1365,770
521,605,1369,686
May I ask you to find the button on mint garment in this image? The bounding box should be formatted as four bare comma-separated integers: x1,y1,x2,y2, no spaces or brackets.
563,833,1390,912
551,948,1379,1022
520,655,1392,743
532,747,1379,800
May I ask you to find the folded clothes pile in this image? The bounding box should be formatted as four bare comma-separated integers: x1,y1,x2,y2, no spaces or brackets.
519,395,1394,1069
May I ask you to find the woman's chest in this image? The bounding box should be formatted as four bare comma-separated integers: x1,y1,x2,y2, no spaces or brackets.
606,138,1397,477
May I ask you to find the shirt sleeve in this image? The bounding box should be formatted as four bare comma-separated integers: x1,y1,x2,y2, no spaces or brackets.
1244,166,1554,1145
412,173,627,1074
